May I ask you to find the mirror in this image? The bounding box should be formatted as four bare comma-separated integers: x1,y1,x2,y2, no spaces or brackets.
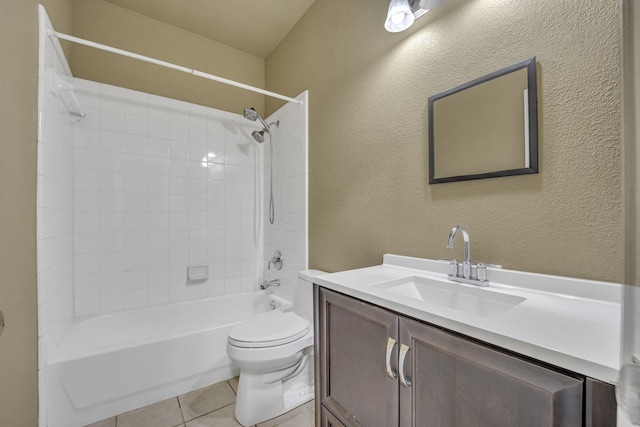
428,57,538,184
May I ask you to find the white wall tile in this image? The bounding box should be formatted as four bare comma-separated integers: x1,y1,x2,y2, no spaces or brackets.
148,175,170,194
189,126,207,144
124,269,147,290
148,286,169,306
100,191,125,212
75,295,100,316
125,289,147,309
125,88,148,115
74,127,100,149
125,231,147,251
170,122,189,142
100,291,125,313
101,84,126,112
62,79,307,317
100,272,125,293
169,285,188,303
75,232,99,254
126,114,148,136
124,250,147,270
149,119,170,139
125,133,148,155
100,130,125,152
149,268,170,286
148,95,171,120
101,110,125,133
148,137,170,157
99,151,125,172
75,274,100,296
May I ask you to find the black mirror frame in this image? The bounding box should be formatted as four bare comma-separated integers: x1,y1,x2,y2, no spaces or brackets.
428,57,538,184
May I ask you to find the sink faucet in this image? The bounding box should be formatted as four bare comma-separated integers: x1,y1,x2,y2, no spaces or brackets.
260,279,280,290
447,225,471,279
445,225,499,286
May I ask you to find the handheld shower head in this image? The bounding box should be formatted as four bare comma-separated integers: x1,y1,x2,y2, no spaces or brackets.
252,130,265,143
242,107,269,129
243,107,259,121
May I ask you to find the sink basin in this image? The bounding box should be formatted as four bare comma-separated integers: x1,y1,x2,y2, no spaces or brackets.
371,276,525,318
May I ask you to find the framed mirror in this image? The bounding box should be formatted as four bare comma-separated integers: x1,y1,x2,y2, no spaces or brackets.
428,57,538,184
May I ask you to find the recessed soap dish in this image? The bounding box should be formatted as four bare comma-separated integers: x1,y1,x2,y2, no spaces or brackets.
187,264,209,281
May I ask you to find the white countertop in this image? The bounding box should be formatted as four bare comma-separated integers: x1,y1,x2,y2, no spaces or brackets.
314,254,622,384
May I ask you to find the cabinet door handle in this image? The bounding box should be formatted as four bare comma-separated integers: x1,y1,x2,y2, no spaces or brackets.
386,337,397,379
399,344,412,388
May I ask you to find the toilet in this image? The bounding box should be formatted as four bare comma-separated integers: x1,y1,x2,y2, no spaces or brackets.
227,269,326,426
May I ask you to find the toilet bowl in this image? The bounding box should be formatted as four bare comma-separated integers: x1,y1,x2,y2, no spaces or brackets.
227,269,326,427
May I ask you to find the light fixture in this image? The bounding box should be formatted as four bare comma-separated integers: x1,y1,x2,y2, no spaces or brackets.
384,0,415,33
419,0,448,10
384,0,448,33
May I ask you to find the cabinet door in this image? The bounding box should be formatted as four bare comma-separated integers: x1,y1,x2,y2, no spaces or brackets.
585,378,616,427
321,405,349,427
317,288,399,427
398,317,583,427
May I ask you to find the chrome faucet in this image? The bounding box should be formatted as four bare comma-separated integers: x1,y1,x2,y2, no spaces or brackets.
447,225,471,279
260,279,280,290
446,225,499,286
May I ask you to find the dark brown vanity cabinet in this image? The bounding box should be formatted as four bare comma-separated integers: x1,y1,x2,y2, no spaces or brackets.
315,286,616,427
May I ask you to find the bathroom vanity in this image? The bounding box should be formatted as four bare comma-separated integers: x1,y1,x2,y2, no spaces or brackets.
312,255,620,427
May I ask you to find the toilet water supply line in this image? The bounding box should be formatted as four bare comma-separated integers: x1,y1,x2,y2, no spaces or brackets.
50,31,303,105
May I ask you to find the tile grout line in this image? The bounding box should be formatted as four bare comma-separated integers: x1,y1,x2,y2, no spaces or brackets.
179,401,238,425
176,396,186,425
227,378,237,396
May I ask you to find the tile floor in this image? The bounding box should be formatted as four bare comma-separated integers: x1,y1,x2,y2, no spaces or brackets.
85,377,315,427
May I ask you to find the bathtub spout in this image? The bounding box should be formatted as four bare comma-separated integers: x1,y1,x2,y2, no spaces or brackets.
260,279,280,290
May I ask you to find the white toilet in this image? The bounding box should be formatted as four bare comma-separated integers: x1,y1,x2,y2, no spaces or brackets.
227,269,326,426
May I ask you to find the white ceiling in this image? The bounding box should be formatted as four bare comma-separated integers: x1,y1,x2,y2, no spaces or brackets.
102,0,316,58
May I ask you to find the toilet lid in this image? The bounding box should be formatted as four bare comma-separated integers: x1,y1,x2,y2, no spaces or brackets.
228,312,310,348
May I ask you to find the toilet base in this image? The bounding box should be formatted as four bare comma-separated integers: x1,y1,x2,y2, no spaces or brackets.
234,352,314,426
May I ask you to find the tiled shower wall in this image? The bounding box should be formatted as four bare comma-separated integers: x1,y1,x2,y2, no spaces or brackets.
263,92,309,302
72,79,266,315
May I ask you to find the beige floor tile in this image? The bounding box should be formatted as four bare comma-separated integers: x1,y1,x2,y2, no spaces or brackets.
256,404,312,427
305,399,316,413
271,410,314,427
83,417,116,427
179,380,236,422
228,376,239,394
185,404,244,427
117,397,184,427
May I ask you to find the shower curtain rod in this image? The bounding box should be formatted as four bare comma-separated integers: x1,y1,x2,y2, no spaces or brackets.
51,31,303,105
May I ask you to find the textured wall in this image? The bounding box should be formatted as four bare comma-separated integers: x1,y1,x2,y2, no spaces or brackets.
266,0,622,282
0,1,73,425
71,0,266,116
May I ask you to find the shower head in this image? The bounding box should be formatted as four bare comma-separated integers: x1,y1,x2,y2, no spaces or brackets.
242,107,269,129
252,130,265,143
243,107,259,121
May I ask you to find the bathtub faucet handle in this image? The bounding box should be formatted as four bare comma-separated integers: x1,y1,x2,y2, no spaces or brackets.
267,250,283,271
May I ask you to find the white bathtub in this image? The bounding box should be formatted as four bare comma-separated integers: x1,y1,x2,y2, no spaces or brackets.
46,291,291,427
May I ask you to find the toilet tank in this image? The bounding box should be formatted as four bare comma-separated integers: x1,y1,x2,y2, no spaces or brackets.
294,269,327,321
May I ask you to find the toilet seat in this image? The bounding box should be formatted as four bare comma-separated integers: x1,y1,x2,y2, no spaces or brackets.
228,312,310,348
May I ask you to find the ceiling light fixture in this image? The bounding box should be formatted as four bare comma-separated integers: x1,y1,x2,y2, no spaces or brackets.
384,0,415,33
385,0,448,33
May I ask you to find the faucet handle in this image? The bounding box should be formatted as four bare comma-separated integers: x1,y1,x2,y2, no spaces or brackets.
476,263,487,281
478,262,502,269
447,259,459,277
268,250,284,271
476,262,501,282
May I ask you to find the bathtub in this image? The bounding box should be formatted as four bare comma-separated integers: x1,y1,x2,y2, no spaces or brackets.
46,291,291,427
